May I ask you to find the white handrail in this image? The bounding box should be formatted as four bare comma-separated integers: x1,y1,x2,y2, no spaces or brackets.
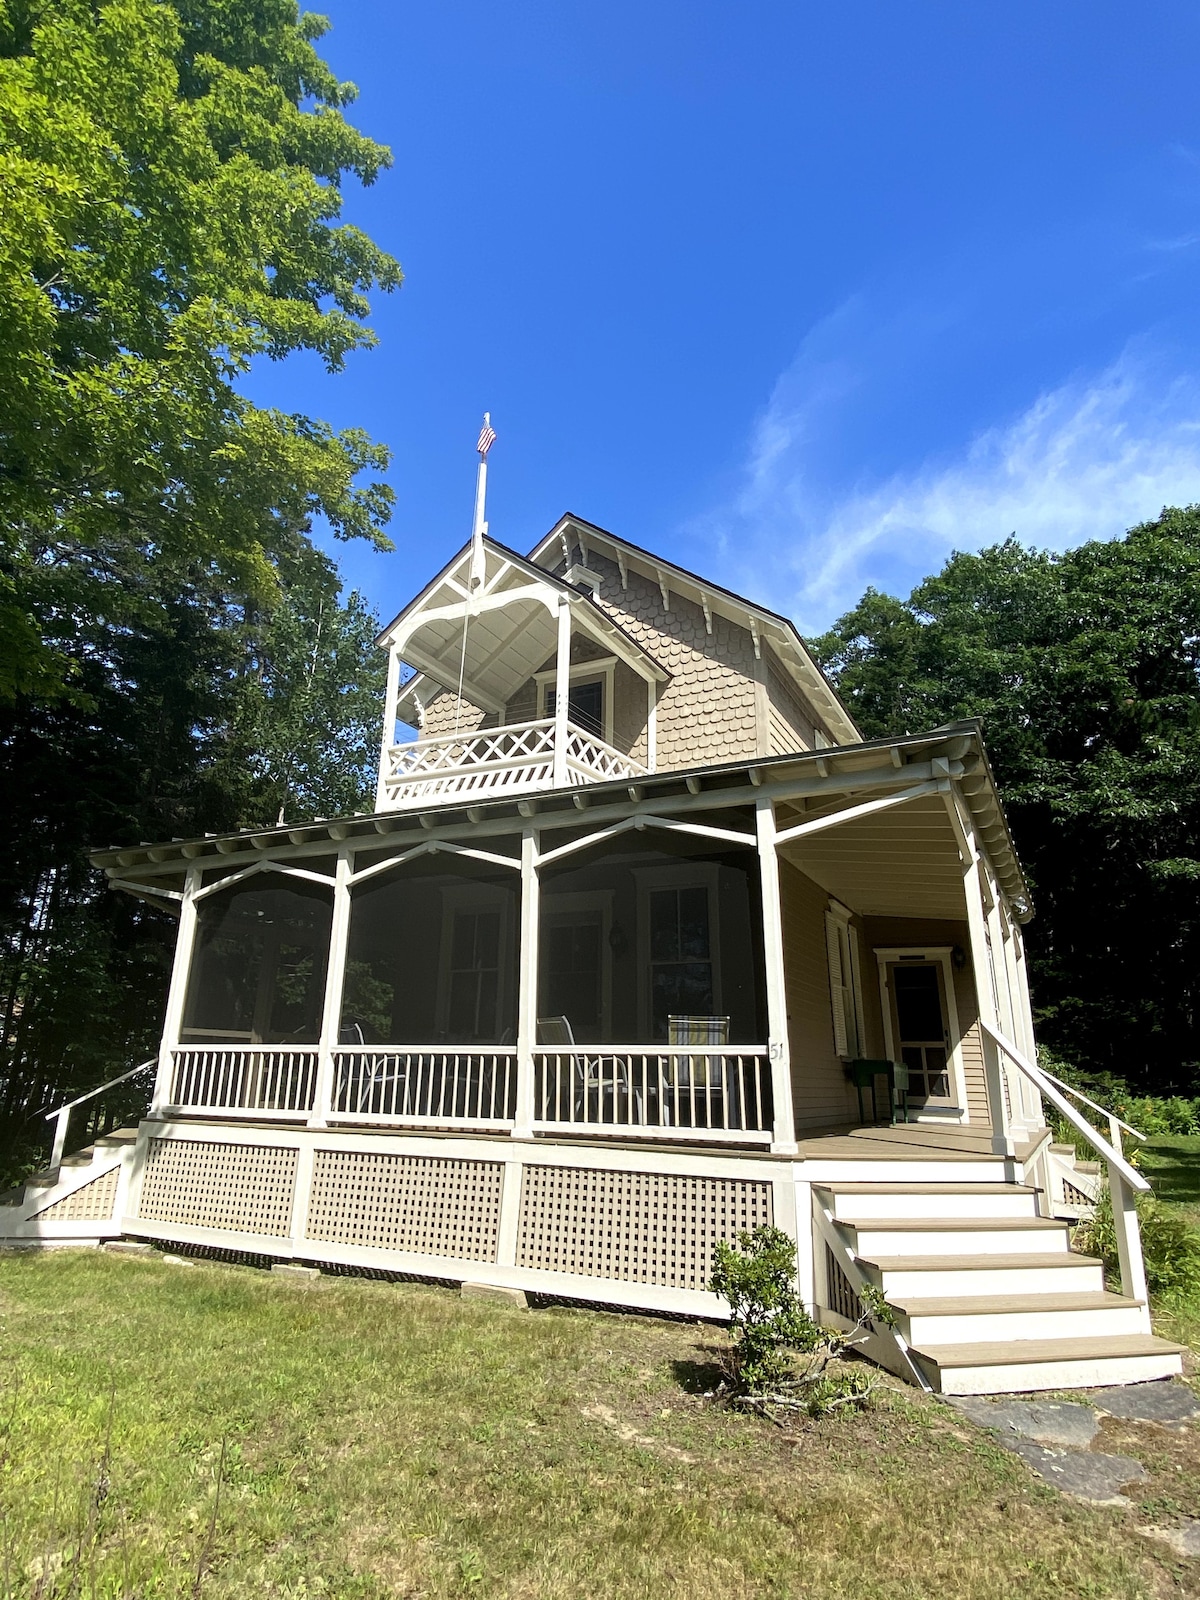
1036,1066,1147,1143
981,1020,1151,1324
43,1058,156,1167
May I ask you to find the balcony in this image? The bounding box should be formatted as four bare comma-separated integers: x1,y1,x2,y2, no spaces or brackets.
379,717,648,809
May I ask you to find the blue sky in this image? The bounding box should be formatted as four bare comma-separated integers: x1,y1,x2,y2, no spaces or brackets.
244,0,1200,636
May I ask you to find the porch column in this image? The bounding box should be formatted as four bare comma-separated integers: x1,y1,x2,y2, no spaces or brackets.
375,647,402,810
309,846,352,1130
756,795,799,1157
552,598,571,786
151,864,202,1115
513,824,540,1138
945,789,1013,1155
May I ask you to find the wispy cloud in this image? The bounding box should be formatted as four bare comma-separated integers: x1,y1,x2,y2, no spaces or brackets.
697,342,1200,634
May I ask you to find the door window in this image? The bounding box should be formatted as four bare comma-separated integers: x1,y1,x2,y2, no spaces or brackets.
648,885,714,1039
541,912,603,1035
891,961,951,1101
545,678,604,739
446,909,501,1041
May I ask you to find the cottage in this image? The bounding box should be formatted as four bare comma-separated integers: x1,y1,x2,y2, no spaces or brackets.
5,434,1183,1395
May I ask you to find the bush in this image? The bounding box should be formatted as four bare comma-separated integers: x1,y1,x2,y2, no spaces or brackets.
710,1225,890,1419
1074,1188,1200,1304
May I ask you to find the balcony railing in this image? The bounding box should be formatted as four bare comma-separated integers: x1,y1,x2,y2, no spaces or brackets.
379,717,647,809
161,1043,771,1145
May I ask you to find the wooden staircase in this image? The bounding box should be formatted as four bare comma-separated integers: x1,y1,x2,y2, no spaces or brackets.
0,1129,137,1244
815,1174,1185,1395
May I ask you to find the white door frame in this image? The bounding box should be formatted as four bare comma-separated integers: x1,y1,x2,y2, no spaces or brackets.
873,946,969,1123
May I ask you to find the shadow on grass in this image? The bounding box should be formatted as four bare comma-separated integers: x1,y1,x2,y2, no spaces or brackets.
1141,1137,1200,1212
671,1348,727,1394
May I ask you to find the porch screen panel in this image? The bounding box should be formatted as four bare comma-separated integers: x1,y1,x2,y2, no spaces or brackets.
182,874,333,1045
341,852,520,1045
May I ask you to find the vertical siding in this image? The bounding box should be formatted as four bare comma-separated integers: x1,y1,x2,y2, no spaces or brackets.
765,658,817,755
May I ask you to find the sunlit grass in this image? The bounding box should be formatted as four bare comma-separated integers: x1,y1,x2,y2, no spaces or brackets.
0,1251,1189,1598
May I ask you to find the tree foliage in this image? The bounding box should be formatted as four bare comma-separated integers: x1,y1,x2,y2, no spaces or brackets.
810,507,1200,1091
0,0,396,1153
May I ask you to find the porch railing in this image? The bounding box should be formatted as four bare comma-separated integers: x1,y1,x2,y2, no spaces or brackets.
330,1046,517,1129
531,1047,773,1143
44,1059,156,1167
380,717,647,808
167,1046,318,1119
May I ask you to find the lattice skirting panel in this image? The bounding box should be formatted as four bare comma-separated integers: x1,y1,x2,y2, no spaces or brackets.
515,1166,772,1292
33,1166,120,1222
137,1139,297,1236
824,1243,861,1321
306,1151,503,1262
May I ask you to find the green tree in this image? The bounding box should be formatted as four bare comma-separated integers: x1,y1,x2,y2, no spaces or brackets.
810,508,1200,1091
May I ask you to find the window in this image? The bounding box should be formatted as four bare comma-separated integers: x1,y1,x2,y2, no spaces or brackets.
446,909,502,1041
648,884,715,1039
545,678,604,740
825,904,864,1059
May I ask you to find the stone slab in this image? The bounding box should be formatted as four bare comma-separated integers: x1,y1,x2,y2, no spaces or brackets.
103,1241,154,1256
1141,1520,1200,1559
948,1396,1099,1449
271,1263,320,1280
461,1282,528,1308
1088,1381,1200,1427
998,1438,1146,1505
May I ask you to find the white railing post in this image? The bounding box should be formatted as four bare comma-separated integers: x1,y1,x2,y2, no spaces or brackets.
375,646,402,811
944,790,1013,1154
756,795,799,1156
49,1106,71,1168
1107,1115,1151,1325
552,599,571,788
513,825,540,1138
151,864,201,1115
310,846,352,1129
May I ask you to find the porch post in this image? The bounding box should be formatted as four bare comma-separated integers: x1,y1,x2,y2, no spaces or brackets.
756,795,799,1156
552,598,571,786
375,647,402,810
944,790,1013,1155
309,846,352,1129
151,864,201,1115
513,824,540,1138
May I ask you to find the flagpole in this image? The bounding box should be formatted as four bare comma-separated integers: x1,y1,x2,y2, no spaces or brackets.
469,412,496,593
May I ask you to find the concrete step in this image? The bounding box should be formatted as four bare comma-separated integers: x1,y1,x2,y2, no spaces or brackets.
889,1290,1149,1345
839,1216,1070,1257
911,1333,1186,1396
859,1251,1107,1298
816,1182,1041,1221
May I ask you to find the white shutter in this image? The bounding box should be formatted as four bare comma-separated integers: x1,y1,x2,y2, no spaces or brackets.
848,923,865,1058
825,912,850,1057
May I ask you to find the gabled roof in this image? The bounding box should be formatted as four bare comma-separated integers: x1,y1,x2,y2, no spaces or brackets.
374,536,668,718
528,514,860,745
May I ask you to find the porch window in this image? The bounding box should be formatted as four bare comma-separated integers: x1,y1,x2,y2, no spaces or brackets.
825,904,864,1058
544,678,604,739
648,884,715,1039
446,908,502,1041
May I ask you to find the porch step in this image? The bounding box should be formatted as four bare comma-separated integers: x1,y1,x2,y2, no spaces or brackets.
888,1290,1149,1344
858,1251,1107,1298
911,1333,1187,1397
816,1182,1040,1221
838,1216,1069,1257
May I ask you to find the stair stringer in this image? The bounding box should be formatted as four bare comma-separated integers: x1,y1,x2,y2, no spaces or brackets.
0,1141,136,1245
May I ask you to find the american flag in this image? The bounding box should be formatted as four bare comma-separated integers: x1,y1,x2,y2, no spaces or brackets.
476,414,496,456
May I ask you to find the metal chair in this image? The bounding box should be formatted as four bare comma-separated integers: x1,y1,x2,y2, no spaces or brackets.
666,1015,732,1128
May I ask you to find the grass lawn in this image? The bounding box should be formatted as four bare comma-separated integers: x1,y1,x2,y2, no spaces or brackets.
2,1250,1199,1599
1138,1135,1200,1358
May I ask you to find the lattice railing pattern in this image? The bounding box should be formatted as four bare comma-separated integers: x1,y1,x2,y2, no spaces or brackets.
169,1047,317,1118
331,1048,517,1128
381,717,647,806
137,1138,297,1235
515,1166,772,1291
32,1165,120,1222
307,1150,503,1261
532,1048,772,1141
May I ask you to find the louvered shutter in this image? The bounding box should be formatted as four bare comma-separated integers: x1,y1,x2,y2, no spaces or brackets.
825,911,850,1057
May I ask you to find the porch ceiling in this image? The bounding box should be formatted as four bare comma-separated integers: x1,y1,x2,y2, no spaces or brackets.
777,794,967,920
404,594,557,715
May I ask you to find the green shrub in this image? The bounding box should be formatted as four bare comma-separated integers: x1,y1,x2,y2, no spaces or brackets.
1074,1188,1200,1304
710,1224,822,1394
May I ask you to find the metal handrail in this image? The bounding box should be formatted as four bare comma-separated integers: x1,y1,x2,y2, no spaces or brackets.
1037,1065,1147,1143
43,1059,156,1167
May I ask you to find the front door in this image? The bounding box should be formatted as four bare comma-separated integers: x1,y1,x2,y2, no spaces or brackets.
886,958,953,1105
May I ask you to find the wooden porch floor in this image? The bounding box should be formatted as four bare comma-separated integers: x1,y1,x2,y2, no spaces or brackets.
794,1121,1043,1162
